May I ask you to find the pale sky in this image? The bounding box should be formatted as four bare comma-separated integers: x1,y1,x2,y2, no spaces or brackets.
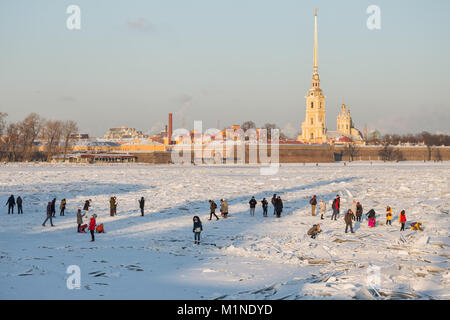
1,0,449,137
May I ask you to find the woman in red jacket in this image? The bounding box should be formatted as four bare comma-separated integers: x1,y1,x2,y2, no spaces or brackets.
399,210,407,231
89,214,97,242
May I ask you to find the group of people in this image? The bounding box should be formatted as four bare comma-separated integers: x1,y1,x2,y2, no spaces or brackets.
5,191,411,246
5,195,23,214
208,199,229,220
246,194,284,218
195,194,285,244
307,195,410,239
4,195,146,242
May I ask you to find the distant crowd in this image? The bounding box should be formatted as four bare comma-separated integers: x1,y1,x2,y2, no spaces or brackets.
5,191,418,245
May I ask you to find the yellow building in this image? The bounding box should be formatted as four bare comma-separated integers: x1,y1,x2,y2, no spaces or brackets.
335,104,364,144
298,9,327,144
337,104,352,135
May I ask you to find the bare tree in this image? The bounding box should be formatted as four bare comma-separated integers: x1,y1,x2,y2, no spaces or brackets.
241,121,256,131
0,112,7,160
262,123,288,141
379,143,402,162
42,120,63,161
62,120,78,161
19,113,43,161
0,112,7,136
343,143,360,161
5,123,20,162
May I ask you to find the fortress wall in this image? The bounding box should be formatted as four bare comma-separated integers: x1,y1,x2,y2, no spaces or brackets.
131,146,450,164
333,146,450,161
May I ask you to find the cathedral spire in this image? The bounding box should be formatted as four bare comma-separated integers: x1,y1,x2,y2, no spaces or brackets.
313,9,318,74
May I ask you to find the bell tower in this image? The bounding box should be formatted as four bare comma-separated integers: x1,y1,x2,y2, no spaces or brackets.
298,9,327,144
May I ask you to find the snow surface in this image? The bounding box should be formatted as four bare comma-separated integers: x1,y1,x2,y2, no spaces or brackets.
0,162,449,300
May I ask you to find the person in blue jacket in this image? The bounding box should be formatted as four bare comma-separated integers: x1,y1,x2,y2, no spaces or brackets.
193,216,203,245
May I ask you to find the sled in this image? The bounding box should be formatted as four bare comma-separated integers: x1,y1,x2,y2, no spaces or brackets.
96,223,105,233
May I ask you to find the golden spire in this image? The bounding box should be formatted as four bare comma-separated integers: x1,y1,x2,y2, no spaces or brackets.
313,9,318,74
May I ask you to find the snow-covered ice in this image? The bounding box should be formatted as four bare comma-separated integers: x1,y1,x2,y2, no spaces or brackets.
0,162,449,299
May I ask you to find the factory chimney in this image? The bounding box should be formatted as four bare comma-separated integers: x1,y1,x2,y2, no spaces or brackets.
168,113,173,144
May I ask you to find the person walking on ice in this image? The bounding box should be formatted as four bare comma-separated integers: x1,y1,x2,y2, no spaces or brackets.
16,196,23,214
193,216,203,245
399,210,407,231
351,200,357,219
344,209,355,233
275,196,283,218
6,195,15,214
60,199,66,216
42,202,54,227
331,195,340,220
83,199,91,214
319,199,326,220
77,208,86,233
208,200,219,220
261,198,268,217
110,197,117,216
386,206,393,226
51,198,56,217
89,214,97,242
220,199,228,218
249,196,257,216
366,209,376,228
355,202,363,222
138,197,145,216
310,195,317,216
271,194,277,215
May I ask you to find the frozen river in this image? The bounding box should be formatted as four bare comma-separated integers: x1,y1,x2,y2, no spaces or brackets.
0,162,449,299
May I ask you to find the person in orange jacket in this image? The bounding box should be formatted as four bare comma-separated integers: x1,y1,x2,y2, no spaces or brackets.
89,214,97,242
386,206,393,226
399,210,407,231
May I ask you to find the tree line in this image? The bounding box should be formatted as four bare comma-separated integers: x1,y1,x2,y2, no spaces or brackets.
368,131,450,147
0,112,78,162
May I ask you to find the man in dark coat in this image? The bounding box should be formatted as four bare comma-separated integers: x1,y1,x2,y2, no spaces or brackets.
42,202,54,227
275,196,283,218
16,196,23,214
310,195,317,216
331,195,340,220
6,195,15,214
208,200,219,221
51,198,56,217
355,202,363,222
83,199,91,212
112,197,117,215
138,197,145,216
261,198,268,217
249,196,257,216
344,209,355,233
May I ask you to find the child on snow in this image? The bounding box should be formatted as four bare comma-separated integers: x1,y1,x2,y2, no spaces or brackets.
89,214,97,242
399,210,407,231
193,216,203,245
319,199,326,220
366,209,376,228
386,206,393,226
